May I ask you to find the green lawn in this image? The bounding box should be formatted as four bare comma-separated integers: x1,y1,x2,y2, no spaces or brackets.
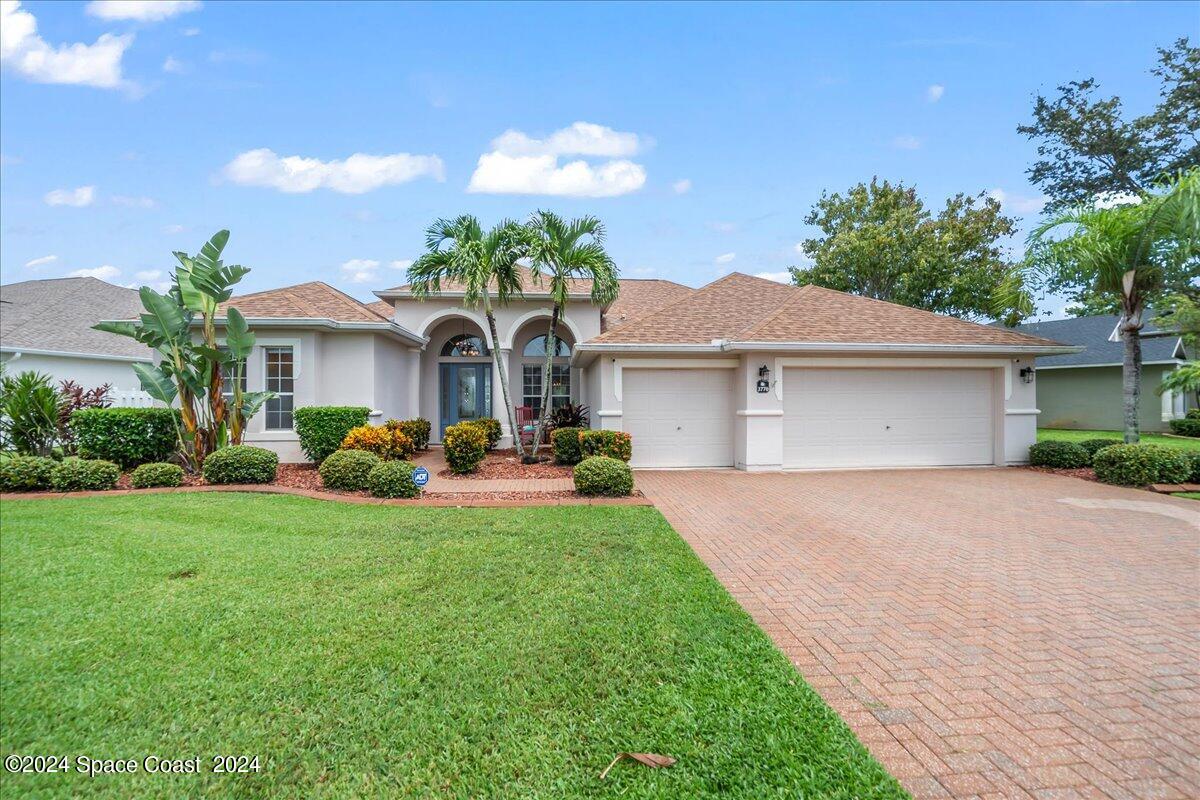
1038,428,1200,451
0,495,904,799
1173,492,1200,500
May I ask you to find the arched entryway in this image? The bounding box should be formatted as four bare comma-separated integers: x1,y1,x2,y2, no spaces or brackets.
509,319,578,422
422,317,493,439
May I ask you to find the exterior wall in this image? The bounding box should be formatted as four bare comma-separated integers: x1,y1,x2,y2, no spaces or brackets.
1035,363,1186,433
0,352,147,403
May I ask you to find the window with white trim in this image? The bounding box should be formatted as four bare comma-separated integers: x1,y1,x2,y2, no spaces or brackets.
521,364,570,412
264,346,294,430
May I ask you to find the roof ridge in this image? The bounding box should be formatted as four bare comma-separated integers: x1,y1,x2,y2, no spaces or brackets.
310,281,393,321
734,282,814,339
596,272,737,338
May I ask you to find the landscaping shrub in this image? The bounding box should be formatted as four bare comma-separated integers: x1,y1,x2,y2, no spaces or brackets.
130,462,184,489
466,417,502,450
0,455,56,492
1092,444,1192,486
71,407,178,468
443,422,487,474
50,458,120,492
1027,440,1090,469
1077,438,1123,462
1168,417,1200,437
294,406,370,462
201,445,278,485
319,449,382,491
392,418,431,450
551,427,583,465
548,403,589,429
578,429,632,462
1186,451,1200,483
368,460,422,499
340,424,415,461
1188,408,1200,420
573,455,634,497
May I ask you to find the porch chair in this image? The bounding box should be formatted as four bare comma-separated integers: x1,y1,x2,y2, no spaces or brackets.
515,405,537,446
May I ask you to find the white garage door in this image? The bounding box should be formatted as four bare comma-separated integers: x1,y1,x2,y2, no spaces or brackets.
783,368,994,469
623,368,735,468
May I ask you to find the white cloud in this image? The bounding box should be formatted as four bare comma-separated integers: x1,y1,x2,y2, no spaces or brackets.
162,56,184,73
24,254,57,268
86,1,201,22
112,194,156,208
1,1,134,90
340,258,380,284
389,259,412,271
987,187,1048,215
69,265,121,280
714,252,736,265
926,84,945,103
754,271,792,284
892,135,922,150
222,148,444,194
1094,191,1141,209
134,269,162,281
468,122,648,197
672,178,692,195
44,186,96,207
162,223,186,234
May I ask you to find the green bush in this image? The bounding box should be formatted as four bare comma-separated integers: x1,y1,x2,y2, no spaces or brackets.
1168,417,1200,437
551,427,583,465
1077,438,1123,462
202,445,278,485
573,455,634,497
368,460,422,499
319,449,381,491
1187,408,1200,420
341,424,415,461
578,430,632,462
50,458,120,492
393,418,431,451
1092,444,1192,486
294,406,370,462
1185,451,1200,483
70,407,178,468
466,417,502,450
1028,440,1090,469
443,422,487,474
0,455,56,492
130,462,184,489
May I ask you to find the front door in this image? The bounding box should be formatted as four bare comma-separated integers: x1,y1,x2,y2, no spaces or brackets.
439,363,492,436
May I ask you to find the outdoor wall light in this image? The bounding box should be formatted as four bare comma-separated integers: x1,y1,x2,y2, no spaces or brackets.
1019,365,1036,384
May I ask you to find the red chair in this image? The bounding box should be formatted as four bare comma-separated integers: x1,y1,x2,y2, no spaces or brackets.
515,405,536,446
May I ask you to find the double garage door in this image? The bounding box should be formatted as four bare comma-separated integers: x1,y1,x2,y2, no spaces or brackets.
622,365,995,469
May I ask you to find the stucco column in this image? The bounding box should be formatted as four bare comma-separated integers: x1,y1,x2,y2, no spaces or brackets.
492,348,514,447
406,348,421,419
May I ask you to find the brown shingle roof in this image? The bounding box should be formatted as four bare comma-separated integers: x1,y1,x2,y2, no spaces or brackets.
602,279,694,332
387,266,592,296
219,282,391,323
366,300,393,319
589,273,1063,348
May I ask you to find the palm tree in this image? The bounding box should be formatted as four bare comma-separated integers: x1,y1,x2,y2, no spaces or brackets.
408,215,531,457
997,168,1199,443
526,211,619,459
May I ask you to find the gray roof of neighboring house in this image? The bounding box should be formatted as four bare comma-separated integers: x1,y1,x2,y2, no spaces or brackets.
1006,314,1185,368
0,277,149,360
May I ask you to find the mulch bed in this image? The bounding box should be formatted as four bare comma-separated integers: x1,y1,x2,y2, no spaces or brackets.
438,449,574,480
1024,465,1099,483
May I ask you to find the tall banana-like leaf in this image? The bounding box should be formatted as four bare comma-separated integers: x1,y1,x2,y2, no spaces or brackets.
238,391,275,422
174,256,213,315
138,287,191,342
132,363,179,406
223,307,256,359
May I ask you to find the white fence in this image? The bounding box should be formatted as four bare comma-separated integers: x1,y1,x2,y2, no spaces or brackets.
110,389,154,408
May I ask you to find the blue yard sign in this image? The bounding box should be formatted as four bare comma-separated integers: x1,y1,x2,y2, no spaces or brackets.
412,466,430,487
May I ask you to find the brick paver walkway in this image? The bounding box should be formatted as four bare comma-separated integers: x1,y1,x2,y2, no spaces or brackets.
638,467,1200,799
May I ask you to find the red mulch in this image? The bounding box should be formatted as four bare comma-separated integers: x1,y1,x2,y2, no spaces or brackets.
1024,465,1099,483
114,470,205,490
437,449,574,480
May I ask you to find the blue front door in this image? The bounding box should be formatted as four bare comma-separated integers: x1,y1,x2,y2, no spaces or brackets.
439,363,491,436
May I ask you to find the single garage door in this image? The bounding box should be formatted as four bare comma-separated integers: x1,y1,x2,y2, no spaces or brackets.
783,368,994,469
623,368,735,468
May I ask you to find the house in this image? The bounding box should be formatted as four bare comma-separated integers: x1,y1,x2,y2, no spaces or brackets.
1009,314,1192,432
214,271,1073,469
0,277,153,404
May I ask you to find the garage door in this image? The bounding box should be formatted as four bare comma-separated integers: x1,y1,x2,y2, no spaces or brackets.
623,368,735,468
783,368,994,469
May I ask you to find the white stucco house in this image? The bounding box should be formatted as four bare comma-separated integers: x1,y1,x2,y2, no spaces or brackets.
212,271,1076,469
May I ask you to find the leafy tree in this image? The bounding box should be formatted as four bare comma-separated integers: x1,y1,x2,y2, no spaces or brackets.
407,216,532,458
1155,295,1200,406
996,169,1200,443
525,211,618,460
791,178,1019,320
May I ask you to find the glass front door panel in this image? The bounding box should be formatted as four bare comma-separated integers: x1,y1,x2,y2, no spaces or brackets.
458,369,479,420
440,363,491,436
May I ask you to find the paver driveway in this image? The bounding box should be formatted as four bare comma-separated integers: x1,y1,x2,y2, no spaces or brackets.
638,467,1200,800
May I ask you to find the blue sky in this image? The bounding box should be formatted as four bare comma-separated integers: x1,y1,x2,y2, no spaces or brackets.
1,1,1194,317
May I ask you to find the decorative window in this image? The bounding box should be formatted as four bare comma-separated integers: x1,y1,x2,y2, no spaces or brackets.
522,334,571,357
264,346,294,430
440,334,488,357
521,365,571,412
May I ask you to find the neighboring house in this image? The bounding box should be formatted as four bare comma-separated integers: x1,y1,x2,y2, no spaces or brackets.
0,277,152,404
209,271,1072,468
1009,314,1192,432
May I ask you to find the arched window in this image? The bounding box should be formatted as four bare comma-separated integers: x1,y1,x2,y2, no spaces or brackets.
522,334,571,357
440,334,489,357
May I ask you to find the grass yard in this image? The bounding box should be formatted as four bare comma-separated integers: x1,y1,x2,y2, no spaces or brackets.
1038,428,1200,451
0,495,904,799
1172,492,1200,500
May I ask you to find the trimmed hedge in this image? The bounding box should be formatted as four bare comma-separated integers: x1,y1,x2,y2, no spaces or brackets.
551,427,583,465
294,406,370,462
393,418,431,450
130,462,184,489
574,455,634,497
1186,451,1200,483
1092,444,1192,487
1078,438,1123,462
340,424,415,461
466,417,502,450
368,460,422,499
202,445,278,485
70,407,178,468
1168,417,1200,437
50,458,120,492
1028,440,1090,469
319,449,382,491
578,430,632,462
443,422,487,474
0,455,57,492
